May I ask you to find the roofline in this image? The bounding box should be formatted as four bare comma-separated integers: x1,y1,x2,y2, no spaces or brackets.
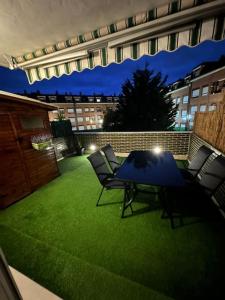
168,65,225,94
50,102,118,105
0,90,58,110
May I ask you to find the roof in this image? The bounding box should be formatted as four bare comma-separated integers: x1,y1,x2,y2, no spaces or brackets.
0,90,58,110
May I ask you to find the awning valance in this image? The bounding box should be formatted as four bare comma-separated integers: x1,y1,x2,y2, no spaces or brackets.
11,0,225,84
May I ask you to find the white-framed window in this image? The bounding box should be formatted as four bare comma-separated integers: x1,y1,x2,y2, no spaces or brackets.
91,125,96,129
88,97,94,102
86,125,91,130
190,106,197,114
86,117,90,121
192,88,200,98
209,104,216,111
78,126,85,130
76,108,82,113
90,108,95,112
77,117,84,122
176,97,181,104
202,86,209,96
69,117,76,123
200,105,206,112
182,95,189,104
72,126,77,131
67,108,74,113
59,108,64,112
176,111,180,119
180,123,186,129
84,108,89,112
52,110,58,114
181,110,187,121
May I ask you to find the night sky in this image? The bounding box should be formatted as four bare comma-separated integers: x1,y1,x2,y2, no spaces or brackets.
0,40,225,95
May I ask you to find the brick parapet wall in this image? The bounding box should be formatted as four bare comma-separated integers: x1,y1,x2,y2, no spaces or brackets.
74,131,191,155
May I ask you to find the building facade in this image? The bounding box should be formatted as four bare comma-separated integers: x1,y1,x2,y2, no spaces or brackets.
32,94,119,131
168,63,225,130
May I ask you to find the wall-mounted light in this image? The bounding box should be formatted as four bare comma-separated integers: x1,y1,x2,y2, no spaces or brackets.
89,144,97,151
153,146,162,154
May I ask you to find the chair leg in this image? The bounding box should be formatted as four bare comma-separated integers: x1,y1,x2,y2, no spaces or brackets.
121,188,133,218
96,186,104,206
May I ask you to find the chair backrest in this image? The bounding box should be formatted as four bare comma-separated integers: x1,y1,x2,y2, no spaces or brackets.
87,151,112,185
199,155,225,196
188,145,214,177
101,144,119,172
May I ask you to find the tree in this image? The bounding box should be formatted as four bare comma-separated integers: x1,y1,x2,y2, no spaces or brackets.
103,68,177,131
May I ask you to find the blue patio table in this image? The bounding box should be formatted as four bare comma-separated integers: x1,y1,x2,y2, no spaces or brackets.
116,150,185,227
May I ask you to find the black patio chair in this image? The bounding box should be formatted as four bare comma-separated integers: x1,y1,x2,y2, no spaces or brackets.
163,155,225,228
180,145,213,180
87,150,133,217
101,144,121,174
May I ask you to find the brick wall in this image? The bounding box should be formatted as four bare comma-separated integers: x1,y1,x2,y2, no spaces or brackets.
74,131,191,156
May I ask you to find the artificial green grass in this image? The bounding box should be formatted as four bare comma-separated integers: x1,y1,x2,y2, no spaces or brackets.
0,156,225,300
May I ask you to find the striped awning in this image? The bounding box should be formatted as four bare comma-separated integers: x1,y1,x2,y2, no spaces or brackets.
12,0,225,84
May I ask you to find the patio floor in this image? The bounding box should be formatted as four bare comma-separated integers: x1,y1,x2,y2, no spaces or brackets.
0,155,225,300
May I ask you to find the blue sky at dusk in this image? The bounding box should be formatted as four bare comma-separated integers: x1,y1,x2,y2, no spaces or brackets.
0,40,225,95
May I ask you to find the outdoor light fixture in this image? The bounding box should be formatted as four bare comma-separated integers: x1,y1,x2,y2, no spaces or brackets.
89,144,97,151
153,146,162,154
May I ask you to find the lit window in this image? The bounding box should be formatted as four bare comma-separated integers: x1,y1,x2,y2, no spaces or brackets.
86,125,91,130
78,126,85,130
209,104,216,111
67,108,74,113
192,88,200,98
72,126,77,131
202,86,209,96
90,108,95,112
200,105,206,112
69,118,76,123
190,106,197,114
96,98,101,102
84,108,89,112
182,95,189,104
181,110,187,121
77,117,84,122
76,108,82,113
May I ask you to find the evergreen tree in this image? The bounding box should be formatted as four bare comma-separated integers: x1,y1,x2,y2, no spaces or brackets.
103,68,177,131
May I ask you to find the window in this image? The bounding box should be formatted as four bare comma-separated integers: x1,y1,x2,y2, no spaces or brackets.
67,108,74,113
86,117,90,121
91,125,96,129
59,108,64,112
88,97,94,102
180,124,186,129
172,98,176,105
176,97,181,104
200,105,206,112
175,123,179,128
77,117,84,122
96,98,101,102
182,95,189,104
78,126,85,130
189,121,194,129
52,110,58,114
90,108,95,112
86,125,91,130
192,88,200,98
76,108,82,113
190,106,197,114
69,117,75,123
97,115,102,120
72,126,77,131
209,104,216,111
181,110,187,121
90,117,95,122
74,97,80,102
96,108,102,112
84,108,89,112
202,86,209,96
176,111,180,118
